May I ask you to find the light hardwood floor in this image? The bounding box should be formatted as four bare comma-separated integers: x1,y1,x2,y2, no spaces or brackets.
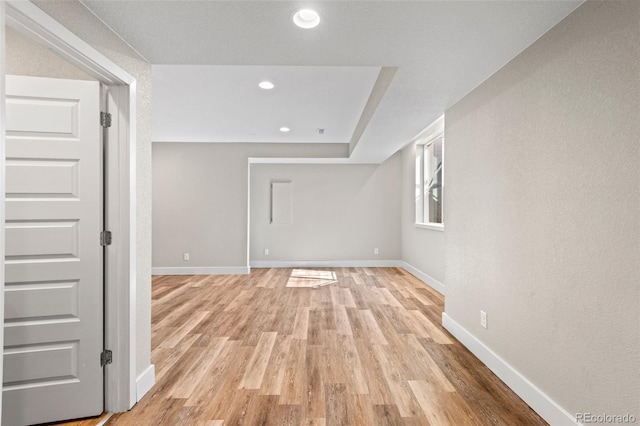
96,267,546,425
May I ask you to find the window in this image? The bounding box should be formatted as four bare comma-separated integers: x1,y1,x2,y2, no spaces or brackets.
415,116,444,230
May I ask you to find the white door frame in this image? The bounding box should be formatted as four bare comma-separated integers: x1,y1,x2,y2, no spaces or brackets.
0,0,137,414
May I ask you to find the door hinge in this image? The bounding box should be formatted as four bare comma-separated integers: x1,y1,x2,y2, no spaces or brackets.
100,230,112,246
101,349,113,367
100,111,112,128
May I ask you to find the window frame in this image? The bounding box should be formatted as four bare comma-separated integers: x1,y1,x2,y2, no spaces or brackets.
414,115,445,231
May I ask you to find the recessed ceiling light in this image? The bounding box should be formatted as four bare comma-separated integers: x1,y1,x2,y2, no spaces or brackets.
293,9,320,29
259,81,274,90
280,127,290,132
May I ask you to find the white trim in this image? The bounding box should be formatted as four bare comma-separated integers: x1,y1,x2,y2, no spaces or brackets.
398,261,445,295
250,260,401,268
153,260,446,300
135,364,155,402
125,80,137,410
103,85,136,411
414,223,444,232
3,1,137,413
152,266,250,276
408,114,445,147
249,260,446,296
442,313,578,426
96,413,114,426
5,1,133,85
414,115,445,227
248,157,377,165
247,159,251,269
0,2,6,419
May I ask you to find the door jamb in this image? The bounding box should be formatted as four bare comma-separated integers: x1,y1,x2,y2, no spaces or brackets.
1,1,138,412
0,3,6,419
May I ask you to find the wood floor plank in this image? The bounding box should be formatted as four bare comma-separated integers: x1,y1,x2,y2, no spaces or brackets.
198,347,254,420
292,306,310,340
268,403,303,426
320,330,346,385
353,337,394,405
359,309,388,345
278,338,307,405
349,393,375,426
310,287,333,309
371,343,424,418
379,287,404,308
329,285,342,306
276,302,298,337
325,383,354,426
408,310,453,345
333,304,353,336
336,334,369,395
160,310,210,349
405,284,435,306
341,288,357,308
409,380,483,426
224,289,253,312
93,268,547,426
153,334,201,383
377,304,413,335
239,331,278,390
195,421,224,426
301,418,326,426
370,286,389,306
403,333,455,390
168,336,229,399
304,344,326,419
259,335,292,396
307,309,324,345
184,340,247,407
372,404,407,426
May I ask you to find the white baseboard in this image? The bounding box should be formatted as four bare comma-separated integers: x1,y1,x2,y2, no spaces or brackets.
152,266,250,275
136,364,155,402
398,261,445,295
442,313,577,426
152,262,445,297
248,260,445,296
96,413,113,426
250,259,401,268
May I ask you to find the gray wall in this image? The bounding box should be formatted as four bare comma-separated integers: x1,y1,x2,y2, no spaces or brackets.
444,0,639,418
6,27,93,80
400,141,445,285
152,143,348,268
250,154,402,262
31,0,153,377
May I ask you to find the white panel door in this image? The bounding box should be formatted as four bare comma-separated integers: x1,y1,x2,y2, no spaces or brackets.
3,75,103,425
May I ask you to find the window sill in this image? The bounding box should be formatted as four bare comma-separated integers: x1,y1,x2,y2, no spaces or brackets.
415,223,444,232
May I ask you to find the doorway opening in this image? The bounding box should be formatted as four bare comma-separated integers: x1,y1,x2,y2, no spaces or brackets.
1,0,138,420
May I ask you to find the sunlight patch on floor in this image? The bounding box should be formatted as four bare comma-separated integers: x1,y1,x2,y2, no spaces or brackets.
285,269,338,288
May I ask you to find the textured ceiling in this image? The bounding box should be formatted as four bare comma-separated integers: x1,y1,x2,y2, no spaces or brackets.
84,0,583,163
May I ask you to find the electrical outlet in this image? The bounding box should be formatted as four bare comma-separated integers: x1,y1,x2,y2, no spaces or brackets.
183,252,190,261
480,310,487,329
264,248,269,256
374,248,379,255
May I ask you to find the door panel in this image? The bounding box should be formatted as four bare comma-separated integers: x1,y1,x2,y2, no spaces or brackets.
3,75,103,426
5,220,80,258
6,159,79,197
4,280,79,321
3,341,79,385
6,97,78,136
